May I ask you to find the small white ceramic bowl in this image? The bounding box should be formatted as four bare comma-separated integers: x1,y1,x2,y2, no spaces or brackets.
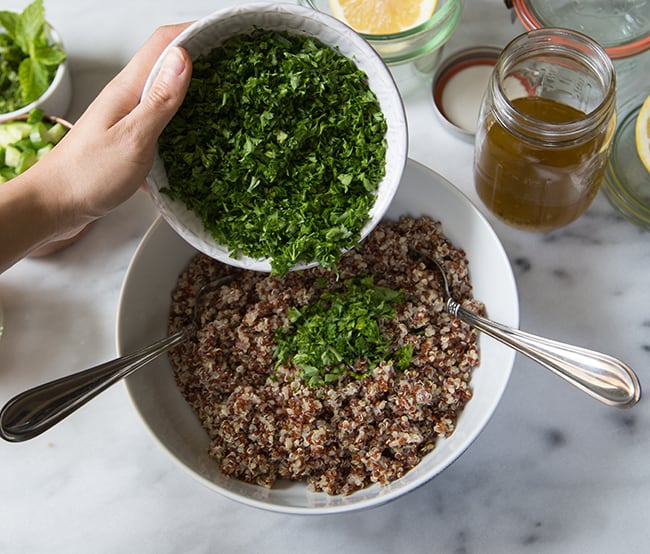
117,159,519,514
144,2,408,273
0,28,72,123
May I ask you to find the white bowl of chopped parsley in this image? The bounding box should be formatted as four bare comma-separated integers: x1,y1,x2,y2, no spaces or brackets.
0,0,71,122
144,2,407,275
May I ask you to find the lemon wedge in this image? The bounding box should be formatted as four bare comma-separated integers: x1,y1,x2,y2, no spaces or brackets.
635,94,650,174
329,0,438,35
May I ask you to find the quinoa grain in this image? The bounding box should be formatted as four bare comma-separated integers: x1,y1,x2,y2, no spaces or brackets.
168,216,483,495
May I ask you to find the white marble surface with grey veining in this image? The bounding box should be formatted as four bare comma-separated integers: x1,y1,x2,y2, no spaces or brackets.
1,1,649,552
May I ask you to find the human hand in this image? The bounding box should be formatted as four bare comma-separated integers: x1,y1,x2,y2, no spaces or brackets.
0,23,193,273
35,22,193,235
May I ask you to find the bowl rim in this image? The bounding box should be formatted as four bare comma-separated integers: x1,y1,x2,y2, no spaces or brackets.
2,112,73,128
144,1,408,273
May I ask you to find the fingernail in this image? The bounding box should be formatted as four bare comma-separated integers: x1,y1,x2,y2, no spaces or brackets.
158,46,186,83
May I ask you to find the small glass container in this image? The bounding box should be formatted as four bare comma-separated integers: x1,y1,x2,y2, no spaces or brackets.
298,0,463,66
602,90,650,231
473,28,617,231
602,49,650,230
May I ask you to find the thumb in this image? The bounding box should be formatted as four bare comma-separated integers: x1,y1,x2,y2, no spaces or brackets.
136,46,192,136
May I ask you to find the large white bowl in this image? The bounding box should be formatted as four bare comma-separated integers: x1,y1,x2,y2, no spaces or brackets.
117,159,519,514
143,2,407,272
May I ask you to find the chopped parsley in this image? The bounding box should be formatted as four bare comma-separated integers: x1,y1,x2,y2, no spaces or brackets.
0,0,66,113
158,30,387,275
274,276,413,387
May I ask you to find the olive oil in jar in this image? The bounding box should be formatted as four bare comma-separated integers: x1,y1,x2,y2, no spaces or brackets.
475,96,614,231
473,29,617,231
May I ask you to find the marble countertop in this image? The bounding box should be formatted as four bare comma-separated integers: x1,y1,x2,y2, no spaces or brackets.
1,1,649,552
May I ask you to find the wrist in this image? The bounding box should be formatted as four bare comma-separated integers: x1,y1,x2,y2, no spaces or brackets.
0,162,88,272
0,175,55,271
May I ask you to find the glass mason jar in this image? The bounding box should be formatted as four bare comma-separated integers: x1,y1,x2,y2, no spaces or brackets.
506,0,650,229
473,28,617,231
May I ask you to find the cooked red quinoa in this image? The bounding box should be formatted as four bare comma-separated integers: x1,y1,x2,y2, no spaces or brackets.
168,216,484,495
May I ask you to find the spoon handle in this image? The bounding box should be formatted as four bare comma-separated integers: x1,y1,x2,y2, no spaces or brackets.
450,300,641,408
0,329,189,442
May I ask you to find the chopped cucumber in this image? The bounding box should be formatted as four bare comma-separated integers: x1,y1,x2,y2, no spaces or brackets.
26,109,45,125
37,144,53,159
29,122,50,149
4,145,22,168
46,123,67,144
0,122,32,148
0,109,69,183
0,167,16,181
16,150,37,174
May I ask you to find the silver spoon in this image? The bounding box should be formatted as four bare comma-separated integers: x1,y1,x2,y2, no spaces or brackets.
410,248,641,408
0,274,234,442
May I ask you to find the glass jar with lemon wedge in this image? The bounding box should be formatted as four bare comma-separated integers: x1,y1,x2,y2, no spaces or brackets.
637,96,650,177
603,71,650,231
298,0,463,66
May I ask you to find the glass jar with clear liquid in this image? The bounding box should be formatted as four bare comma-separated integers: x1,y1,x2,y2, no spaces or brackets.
473,28,617,231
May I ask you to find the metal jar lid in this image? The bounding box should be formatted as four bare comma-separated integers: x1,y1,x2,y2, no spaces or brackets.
431,46,501,139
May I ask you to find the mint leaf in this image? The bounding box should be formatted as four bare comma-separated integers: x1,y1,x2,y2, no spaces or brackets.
33,45,66,66
15,0,44,55
18,56,48,104
0,11,19,40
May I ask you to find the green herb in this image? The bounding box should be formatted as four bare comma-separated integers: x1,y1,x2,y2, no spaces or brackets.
0,0,66,113
274,276,412,387
158,30,387,275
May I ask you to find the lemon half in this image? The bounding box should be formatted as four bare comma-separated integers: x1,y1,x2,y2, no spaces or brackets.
329,0,438,35
636,94,650,174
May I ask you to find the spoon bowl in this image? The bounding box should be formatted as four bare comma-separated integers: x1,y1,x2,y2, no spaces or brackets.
0,274,234,442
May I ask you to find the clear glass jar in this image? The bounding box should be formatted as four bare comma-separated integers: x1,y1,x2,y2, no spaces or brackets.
298,0,463,66
602,55,650,231
473,28,617,231
507,0,650,229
